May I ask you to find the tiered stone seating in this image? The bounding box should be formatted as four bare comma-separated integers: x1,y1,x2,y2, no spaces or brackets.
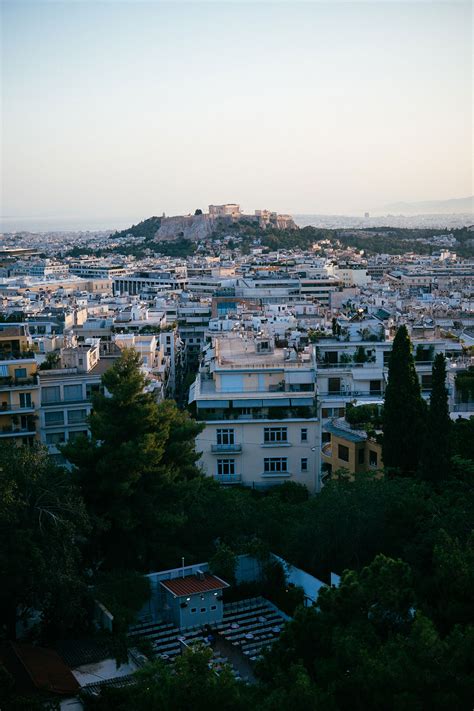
217,597,287,663
128,596,287,669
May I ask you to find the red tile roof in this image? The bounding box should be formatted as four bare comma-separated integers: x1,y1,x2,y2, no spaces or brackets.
0,643,80,696
160,573,229,597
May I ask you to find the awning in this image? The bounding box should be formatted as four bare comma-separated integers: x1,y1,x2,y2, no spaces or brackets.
351,369,384,381
262,398,291,407
197,400,230,408
232,399,263,408
290,397,314,406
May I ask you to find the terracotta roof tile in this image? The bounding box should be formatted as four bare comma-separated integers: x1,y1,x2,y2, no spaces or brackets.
160,573,229,597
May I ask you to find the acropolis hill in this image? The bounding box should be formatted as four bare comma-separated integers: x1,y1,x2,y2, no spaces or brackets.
155,204,296,241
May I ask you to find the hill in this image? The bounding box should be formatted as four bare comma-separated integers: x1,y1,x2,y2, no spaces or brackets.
111,215,162,241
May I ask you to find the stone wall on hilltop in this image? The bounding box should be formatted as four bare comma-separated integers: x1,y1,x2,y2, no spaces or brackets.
155,214,215,242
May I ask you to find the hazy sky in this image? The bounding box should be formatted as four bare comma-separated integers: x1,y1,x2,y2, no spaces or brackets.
1,0,472,224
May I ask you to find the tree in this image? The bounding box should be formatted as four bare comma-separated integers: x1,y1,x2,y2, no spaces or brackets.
62,348,204,570
38,351,60,370
420,353,451,482
382,325,426,475
257,555,474,710
0,443,89,640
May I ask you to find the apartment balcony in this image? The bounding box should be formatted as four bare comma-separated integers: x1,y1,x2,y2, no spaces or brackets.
196,405,318,422
213,474,242,485
452,401,474,412
0,403,36,415
42,398,90,407
211,443,242,453
0,351,37,362
0,376,39,390
319,390,383,399
0,425,37,438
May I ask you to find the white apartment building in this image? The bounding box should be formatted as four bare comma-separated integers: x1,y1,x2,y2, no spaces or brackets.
189,333,321,492
315,334,466,421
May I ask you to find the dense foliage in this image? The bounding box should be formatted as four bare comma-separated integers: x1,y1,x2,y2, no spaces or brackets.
2,345,474,709
383,325,426,474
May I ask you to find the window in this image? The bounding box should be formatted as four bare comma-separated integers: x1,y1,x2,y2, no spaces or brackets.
370,380,382,395
301,458,308,472
190,608,197,614
217,459,235,477
42,386,60,404
45,432,65,445
14,368,27,380
338,444,349,462
200,607,206,613
321,408,331,419
67,409,87,424
44,411,64,426
264,427,288,444
300,428,308,442
19,393,32,408
210,605,217,611
369,450,378,467
358,448,365,465
264,458,288,474
64,384,83,401
216,428,234,445
328,378,341,394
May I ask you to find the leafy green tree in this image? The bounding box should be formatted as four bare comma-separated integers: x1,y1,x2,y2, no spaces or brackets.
257,555,474,710
420,353,451,482
62,348,203,570
38,351,60,370
0,443,89,640
383,325,426,474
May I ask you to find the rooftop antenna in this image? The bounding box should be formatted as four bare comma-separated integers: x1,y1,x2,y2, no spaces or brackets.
181,557,185,577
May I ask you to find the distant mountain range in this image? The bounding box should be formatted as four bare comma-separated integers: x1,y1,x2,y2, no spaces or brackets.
381,196,473,215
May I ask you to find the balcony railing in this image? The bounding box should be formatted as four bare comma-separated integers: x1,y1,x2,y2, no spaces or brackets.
211,444,242,453
0,351,37,362
0,426,36,437
319,390,383,398
197,405,318,422
213,474,242,484
0,403,36,413
0,376,39,389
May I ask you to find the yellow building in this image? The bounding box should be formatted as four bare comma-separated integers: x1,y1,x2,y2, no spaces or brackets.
321,419,383,481
0,325,39,444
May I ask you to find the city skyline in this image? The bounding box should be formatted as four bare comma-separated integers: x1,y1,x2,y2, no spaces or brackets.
1,0,472,223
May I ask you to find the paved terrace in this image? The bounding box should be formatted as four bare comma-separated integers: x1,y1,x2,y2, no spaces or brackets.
215,336,313,370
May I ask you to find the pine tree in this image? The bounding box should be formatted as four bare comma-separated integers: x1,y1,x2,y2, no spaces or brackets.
382,325,426,475
420,353,451,483
62,348,204,569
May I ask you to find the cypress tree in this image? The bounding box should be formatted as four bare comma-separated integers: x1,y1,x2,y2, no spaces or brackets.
420,353,451,483
382,325,426,475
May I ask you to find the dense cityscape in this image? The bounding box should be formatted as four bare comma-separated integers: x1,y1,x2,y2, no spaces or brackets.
1,0,472,707
0,201,473,708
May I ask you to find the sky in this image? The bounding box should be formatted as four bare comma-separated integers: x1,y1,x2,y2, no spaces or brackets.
1,0,472,227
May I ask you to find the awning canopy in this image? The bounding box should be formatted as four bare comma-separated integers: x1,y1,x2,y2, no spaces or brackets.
351,369,384,381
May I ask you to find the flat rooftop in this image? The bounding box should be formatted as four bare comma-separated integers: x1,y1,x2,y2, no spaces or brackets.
216,336,312,369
